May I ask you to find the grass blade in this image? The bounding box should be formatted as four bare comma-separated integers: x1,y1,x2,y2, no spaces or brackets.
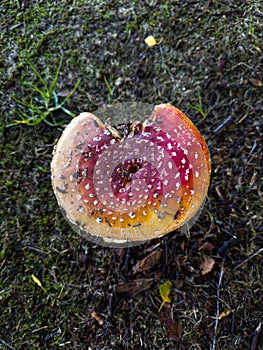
48,57,63,95
60,79,80,105
26,59,49,93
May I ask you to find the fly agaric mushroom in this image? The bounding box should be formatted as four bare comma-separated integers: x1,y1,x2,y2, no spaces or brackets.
51,104,210,247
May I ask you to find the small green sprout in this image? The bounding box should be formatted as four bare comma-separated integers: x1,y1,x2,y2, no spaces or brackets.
189,92,209,124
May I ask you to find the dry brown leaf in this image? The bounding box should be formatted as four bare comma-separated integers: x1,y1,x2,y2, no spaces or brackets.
173,280,184,289
248,78,262,87
199,242,215,252
132,249,162,274
116,278,153,297
90,311,104,325
159,309,182,339
200,255,215,275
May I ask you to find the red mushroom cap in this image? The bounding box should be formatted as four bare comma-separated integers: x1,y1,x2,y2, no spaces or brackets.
51,104,210,247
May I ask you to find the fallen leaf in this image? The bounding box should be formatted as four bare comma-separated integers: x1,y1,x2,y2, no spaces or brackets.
90,311,104,325
200,255,215,275
159,309,182,339
199,242,215,253
144,35,162,47
211,309,231,320
159,280,172,312
218,309,231,319
31,274,46,292
248,78,262,87
132,249,162,274
116,278,153,297
173,280,184,289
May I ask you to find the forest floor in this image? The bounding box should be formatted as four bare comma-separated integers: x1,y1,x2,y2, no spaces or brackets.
0,1,262,349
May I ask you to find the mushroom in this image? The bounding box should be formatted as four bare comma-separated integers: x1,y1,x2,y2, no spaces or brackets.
51,104,210,247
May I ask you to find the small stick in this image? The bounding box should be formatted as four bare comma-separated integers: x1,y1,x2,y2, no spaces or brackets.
120,247,131,272
0,338,17,350
246,139,258,162
107,292,113,322
44,328,61,342
160,234,170,278
211,258,225,350
213,115,234,133
249,139,258,155
233,248,263,271
250,322,262,350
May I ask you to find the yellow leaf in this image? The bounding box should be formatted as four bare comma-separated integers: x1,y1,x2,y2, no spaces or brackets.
144,35,162,47
159,280,172,312
211,309,231,320
31,274,46,292
145,36,157,47
218,309,231,320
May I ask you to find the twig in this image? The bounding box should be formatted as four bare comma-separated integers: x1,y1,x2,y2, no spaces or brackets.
246,139,258,163
0,338,17,350
211,258,225,350
120,247,131,272
233,248,263,271
250,322,262,350
213,115,234,134
44,328,61,341
107,292,113,322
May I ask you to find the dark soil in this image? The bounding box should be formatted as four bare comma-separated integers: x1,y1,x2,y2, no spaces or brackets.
0,1,262,349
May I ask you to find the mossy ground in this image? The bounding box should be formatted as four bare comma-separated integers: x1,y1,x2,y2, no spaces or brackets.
0,1,262,349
